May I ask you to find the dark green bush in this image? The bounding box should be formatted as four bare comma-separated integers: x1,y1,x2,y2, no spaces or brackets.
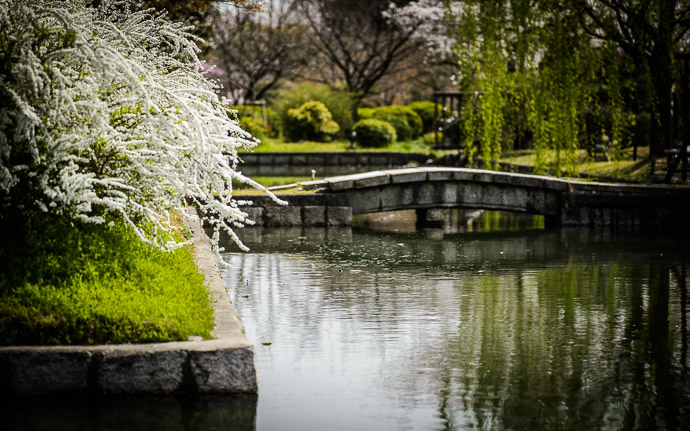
353,119,397,148
285,100,340,141
239,117,266,140
408,101,441,133
370,106,423,141
231,105,279,137
273,82,356,137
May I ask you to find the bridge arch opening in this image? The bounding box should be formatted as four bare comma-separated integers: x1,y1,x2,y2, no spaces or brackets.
353,208,545,234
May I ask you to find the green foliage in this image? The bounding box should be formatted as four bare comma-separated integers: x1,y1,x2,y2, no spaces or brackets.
449,1,637,174
408,101,441,133
285,101,340,142
353,119,397,148
369,106,423,141
239,117,267,140
273,82,356,137
421,132,441,147
357,107,375,119
231,105,280,138
0,214,214,345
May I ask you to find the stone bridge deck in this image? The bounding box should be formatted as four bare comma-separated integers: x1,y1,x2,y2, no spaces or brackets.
241,167,690,228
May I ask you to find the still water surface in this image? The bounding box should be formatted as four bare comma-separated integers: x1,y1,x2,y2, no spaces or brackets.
219,212,689,431
4,212,688,431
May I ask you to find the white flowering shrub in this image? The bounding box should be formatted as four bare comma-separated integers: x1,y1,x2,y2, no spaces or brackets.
0,0,282,254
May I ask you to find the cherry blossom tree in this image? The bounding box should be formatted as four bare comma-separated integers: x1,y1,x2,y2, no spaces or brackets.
0,0,282,255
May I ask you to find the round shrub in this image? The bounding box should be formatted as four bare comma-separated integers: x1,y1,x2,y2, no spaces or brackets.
353,119,397,148
231,105,279,137
408,101,441,133
285,100,341,142
274,82,356,138
371,106,423,141
239,117,266,140
357,107,375,119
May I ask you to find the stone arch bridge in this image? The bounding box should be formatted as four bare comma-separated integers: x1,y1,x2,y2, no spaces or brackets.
240,167,690,228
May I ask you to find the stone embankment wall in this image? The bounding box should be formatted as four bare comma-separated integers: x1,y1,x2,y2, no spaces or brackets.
241,151,432,168
240,151,433,177
240,194,352,227
0,210,257,395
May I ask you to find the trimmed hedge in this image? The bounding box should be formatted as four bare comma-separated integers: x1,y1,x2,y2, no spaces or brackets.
285,100,340,142
367,106,423,141
408,101,441,134
353,119,397,148
357,107,375,119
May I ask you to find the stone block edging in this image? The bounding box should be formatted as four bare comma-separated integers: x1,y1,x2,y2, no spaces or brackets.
0,208,257,395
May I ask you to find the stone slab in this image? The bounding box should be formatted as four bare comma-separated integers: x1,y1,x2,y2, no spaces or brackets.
241,207,264,226
390,170,428,184
300,179,328,191
353,172,391,189
303,206,326,226
428,170,454,181
96,349,187,394
264,205,303,227
327,206,353,226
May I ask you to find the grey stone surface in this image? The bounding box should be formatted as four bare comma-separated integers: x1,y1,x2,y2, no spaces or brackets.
428,170,454,181
401,185,416,207
416,182,438,205
96,350,187,394
347,188,383,213
190,346,257,393
379,186,403,210
327,206,353,226
326,178,355,191
242,207,264,226
273,155,289,165
391,170,427,184
353,172,391,189
264,205,303,227
307,155,326,165
5,351,91,394
442,183,458,204
371,155,390,166
303,206,326,226
453,170,477,182
292,155,307,165
300,179,328,191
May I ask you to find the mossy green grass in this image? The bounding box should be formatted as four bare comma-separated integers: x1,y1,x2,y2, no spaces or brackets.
0,213,214,345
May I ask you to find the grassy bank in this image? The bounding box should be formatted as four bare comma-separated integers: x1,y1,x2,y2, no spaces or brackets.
500,146,656,181
0,213,214,345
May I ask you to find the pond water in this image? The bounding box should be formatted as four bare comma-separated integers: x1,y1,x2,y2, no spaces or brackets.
218,211,689,431
3,212,688,431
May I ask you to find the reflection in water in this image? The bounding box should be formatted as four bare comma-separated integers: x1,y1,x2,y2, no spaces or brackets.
220,218,689,431
1,394,257,431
